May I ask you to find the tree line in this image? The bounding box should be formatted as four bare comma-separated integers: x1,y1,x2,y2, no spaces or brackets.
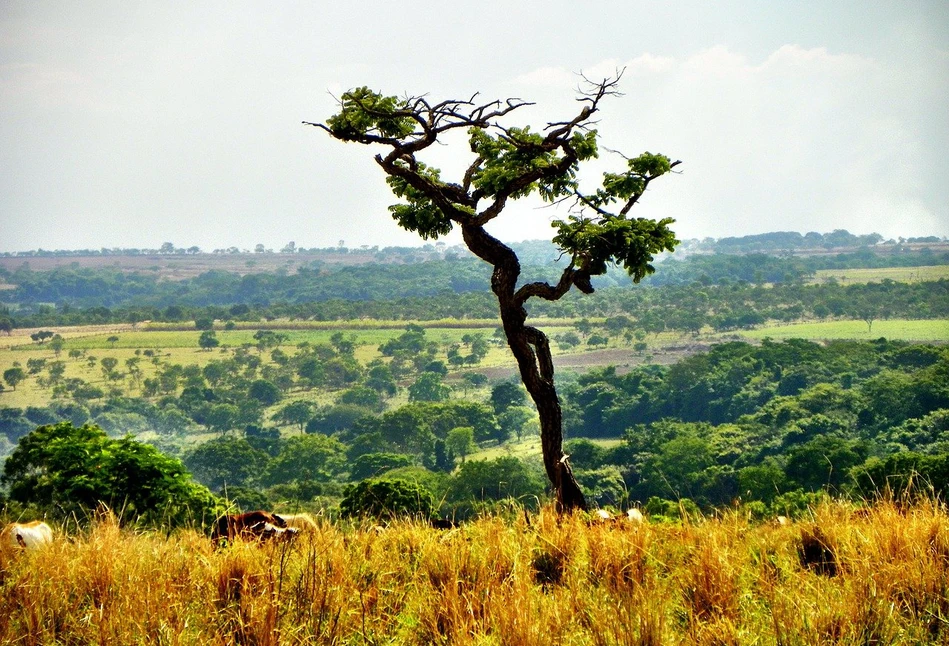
1,269,946,337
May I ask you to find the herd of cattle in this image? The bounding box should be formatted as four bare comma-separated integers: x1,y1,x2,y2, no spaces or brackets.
1,507,660,556
0,511,329,556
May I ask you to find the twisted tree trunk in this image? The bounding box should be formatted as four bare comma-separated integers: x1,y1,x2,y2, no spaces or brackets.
463,224,587,512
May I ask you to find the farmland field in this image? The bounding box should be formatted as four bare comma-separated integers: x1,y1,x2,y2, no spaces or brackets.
738,319,949,342
811,264,949,284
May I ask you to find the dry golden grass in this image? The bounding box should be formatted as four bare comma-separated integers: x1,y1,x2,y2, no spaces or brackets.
1,500,946,645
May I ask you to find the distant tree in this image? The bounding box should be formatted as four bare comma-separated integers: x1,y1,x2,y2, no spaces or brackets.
247,379,281,406
350,452,414,481
855,298,881,333
408,372,451,403
498,406,533,442
587,333,609,348
30,330,54,344
445,456,544,509
205,403,240,435
306,403,372,435
261,434,346,486
446,426,476,463
253,330,286,354
198,329,219,350
106,335,120,348
555,331,581,350
100,356,120,381
3,367,25,391
460,372,489,395
0,319,12,335
46,361,65,383
364,362,398,397
338,386,383,411
312,74,679,510
49,334,65,356
184,437,270,490
490,381,526,415
274,399,314,432
194,317,214,331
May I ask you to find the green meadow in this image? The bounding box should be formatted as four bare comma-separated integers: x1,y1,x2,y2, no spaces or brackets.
739,318,949,342
811,264,949,284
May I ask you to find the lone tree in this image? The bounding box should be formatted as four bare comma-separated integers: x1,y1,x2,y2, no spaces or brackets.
308,73,679,511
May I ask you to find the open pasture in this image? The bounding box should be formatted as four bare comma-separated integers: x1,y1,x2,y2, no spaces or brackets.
811,264,949,284
738,319,949,342
1,501,945,645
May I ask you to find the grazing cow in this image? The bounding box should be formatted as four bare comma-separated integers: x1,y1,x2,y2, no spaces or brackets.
275,513,318,532
430,517,458,530
212,511,294,544
1,521,53,551
626,508,645,524
594,509,614,522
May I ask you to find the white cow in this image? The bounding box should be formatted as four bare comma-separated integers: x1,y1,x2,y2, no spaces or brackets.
626,508,645,524
2,520,53,551
275,513,318,532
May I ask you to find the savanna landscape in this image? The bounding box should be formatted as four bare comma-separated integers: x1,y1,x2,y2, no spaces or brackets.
1,228,947,643
1,81,948,644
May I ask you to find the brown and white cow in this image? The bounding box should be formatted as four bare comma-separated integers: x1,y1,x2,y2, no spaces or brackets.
211,511,298,544
1,520,53,551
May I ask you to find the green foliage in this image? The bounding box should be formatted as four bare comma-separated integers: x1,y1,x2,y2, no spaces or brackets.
490,381,526,414
247,379,281,406
339,477,436,520
445,457,544,508
325,87,416,140
198,329,219,350
553,213,678,282
3,366,25,391
261,434,346,487
387,162,454,239
408,372,451,403
1,422,220,526
184,437,270,490
350,452,414,481
445,426,475,462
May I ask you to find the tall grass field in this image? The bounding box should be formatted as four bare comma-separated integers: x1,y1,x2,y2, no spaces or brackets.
2,501,947,645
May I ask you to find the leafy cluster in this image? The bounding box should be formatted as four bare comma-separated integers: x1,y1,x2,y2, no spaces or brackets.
325,87,416,140
552,213,678,281
559,339,949,513
2,422,220,526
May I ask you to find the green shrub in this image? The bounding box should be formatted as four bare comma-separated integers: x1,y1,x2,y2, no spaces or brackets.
339,478,436,520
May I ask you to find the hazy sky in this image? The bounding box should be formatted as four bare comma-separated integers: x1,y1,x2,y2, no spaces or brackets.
2,1,947,252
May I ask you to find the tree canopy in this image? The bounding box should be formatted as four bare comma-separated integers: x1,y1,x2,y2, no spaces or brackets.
2,422,220,526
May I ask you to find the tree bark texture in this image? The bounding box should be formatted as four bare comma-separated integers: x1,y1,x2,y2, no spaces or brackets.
463,224,587,512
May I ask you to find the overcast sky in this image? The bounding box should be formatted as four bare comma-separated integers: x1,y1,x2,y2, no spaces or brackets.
2,1,947,253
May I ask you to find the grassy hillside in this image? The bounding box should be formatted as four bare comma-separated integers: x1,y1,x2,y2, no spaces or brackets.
1,500,945,644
